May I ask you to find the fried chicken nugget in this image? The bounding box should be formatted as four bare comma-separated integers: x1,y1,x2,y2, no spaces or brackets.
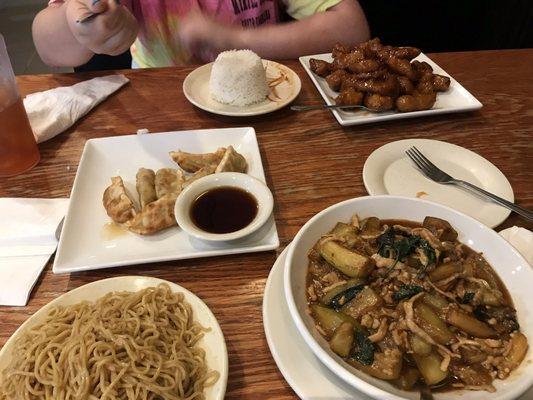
356,37,382,58
352,67,388,80
335,87,364,106
342,74,400,97
309,59,331,77
386,57,419,81
416,73,435,94
347,59,381,74
432,74,451,91
364,93,394,111
332,52,365,71
332,42,350,59
397,76,415,95
325,70,349,91
411,60,433,75
396,91,437,112
416,73,451,93
391,47,421,60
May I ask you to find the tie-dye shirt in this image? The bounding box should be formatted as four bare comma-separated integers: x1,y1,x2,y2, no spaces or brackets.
50,0,341,68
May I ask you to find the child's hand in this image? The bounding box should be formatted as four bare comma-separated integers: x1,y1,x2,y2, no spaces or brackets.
179,10,240,62
66,0,138,56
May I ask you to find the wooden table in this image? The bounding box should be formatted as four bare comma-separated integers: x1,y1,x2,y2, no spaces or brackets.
1,49,532,399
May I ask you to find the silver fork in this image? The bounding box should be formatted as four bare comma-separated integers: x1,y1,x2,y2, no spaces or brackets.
406,146,533,221
291,104,376,112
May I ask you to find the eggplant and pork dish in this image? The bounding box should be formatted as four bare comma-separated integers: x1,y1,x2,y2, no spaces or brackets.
306,215,528,392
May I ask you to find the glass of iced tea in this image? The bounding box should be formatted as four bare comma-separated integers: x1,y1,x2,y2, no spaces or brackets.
0,34,40,177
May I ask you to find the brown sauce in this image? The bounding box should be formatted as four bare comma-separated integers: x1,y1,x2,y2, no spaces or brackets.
190,186,258,234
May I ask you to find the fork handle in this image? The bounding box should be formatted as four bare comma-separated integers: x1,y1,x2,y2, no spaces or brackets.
290,104,368,111
456,180,533,221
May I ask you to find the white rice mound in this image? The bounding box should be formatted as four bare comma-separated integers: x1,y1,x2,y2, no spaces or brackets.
209,49,269,106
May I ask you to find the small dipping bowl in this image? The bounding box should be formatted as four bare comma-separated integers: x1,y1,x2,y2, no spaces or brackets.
175,172,274,242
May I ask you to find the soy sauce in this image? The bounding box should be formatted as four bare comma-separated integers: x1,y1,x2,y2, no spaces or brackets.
190,187,258,234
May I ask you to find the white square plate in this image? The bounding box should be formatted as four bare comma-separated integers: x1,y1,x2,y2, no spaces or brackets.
53,128,279,274
299,53,482,126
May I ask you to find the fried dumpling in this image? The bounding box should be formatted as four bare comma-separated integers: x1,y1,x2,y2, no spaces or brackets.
215,146,247,173
136,168,157,209
102,176,136,224
126,194,177,235
155,168,184,199
169,147,226,173
182,164,217,189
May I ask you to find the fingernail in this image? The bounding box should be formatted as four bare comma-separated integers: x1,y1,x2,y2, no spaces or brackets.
92,0,100,5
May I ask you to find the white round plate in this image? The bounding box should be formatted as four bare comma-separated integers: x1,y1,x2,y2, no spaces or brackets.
263,245,374,400
363,139,514,228
284,195,533,400
183,60,301,116
0,276,228,400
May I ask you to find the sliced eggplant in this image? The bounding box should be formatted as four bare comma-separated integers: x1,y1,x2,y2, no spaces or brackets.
409,334,432,356
320,278,365,306
311,304,358,337
317,238,373,278
413,351,448,385
423,216,458,242
429,262,462,282
342,287,383,319
330,322,355,357
415,303,455,345
447,309,496,338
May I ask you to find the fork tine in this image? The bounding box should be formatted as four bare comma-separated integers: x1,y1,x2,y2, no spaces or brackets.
407,147,433,173
406,149,430,176
406,148,430,172
412,146,441,173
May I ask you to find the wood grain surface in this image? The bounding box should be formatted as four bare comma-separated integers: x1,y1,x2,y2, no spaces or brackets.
1,49,532,399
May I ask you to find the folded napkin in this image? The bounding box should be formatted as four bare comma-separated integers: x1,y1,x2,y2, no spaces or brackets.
0,198,69,306
499,226,533,266
23,74,129,144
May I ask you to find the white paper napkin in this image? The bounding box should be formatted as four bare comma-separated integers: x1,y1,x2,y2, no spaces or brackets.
23,74,129,144
0,198,69,306
499,226,533,266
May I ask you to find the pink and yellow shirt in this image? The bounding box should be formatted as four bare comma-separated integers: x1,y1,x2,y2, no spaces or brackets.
50,0,341,68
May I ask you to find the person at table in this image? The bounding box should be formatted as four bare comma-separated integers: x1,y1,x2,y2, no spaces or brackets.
32,0,370,68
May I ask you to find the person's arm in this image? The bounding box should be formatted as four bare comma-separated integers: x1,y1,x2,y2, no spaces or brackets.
233,0,370,58
179,0,369,61
32,0,138,67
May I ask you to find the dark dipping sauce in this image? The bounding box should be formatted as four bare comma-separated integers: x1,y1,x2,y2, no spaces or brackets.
190,186,258,234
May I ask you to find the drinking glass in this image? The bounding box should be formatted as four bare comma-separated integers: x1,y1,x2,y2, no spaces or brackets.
0,34,40,177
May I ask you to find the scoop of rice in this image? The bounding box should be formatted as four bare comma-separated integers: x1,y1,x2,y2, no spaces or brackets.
209,50,269,106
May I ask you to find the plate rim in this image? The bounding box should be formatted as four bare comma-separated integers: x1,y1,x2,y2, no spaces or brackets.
299,52,483,126
362,138,513,228
0,275,229,400
53,127,279,274
182,60,302,117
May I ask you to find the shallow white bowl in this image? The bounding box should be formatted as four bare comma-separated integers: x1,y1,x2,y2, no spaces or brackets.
0,276,228,400
284,195,533,400
175,172,274,242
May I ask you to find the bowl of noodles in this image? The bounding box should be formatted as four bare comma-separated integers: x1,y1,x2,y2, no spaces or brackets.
0,276,228,400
